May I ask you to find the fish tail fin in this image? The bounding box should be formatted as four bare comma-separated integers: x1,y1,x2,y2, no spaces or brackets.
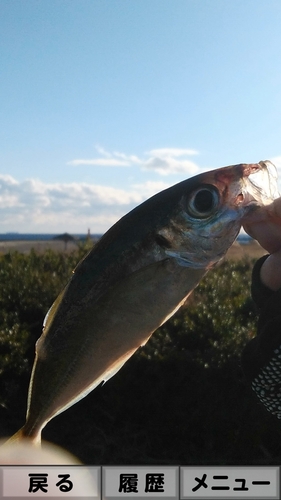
3,427,41,447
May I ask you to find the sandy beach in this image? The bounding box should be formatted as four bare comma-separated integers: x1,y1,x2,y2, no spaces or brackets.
0,238,267,260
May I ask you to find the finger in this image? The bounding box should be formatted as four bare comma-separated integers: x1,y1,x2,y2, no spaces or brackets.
271,197,281,219
260,250,281,290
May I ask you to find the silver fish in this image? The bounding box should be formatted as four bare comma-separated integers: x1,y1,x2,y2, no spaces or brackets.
7,161,278,446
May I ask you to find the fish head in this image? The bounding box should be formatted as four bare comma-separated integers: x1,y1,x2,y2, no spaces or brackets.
159,161,279,268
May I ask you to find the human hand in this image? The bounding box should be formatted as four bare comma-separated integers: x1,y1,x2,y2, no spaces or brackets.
242,197,281,291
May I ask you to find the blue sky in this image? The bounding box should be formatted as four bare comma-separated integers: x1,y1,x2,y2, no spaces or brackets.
1,0,281,233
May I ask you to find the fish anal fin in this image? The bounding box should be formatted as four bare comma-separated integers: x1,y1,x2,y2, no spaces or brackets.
102,349,138,384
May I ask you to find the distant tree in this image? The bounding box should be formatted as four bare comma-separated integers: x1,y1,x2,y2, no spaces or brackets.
53,233,77,251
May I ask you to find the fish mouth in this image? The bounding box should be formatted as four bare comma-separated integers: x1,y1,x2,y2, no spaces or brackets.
235,160,279,209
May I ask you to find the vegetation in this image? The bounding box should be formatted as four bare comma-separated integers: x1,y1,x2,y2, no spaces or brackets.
0,246,281,465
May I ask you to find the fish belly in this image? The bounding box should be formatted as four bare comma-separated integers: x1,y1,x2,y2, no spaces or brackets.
24,258,206,437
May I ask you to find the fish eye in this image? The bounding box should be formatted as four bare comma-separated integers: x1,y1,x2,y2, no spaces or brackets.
187,185,220,218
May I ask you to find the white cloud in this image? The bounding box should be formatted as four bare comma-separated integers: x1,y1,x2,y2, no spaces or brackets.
67,158,130,166
94,145,112,158
0,172,183,233
67,146,201,176
0,146,204,233
68,146,143,168
149,148,198,157
113,151,142,164
144,148,200,176
0,175,147,233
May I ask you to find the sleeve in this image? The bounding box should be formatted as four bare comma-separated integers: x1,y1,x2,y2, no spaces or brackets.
241,254,281,419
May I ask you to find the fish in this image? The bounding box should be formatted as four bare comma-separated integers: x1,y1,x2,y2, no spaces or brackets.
6,160,279,446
